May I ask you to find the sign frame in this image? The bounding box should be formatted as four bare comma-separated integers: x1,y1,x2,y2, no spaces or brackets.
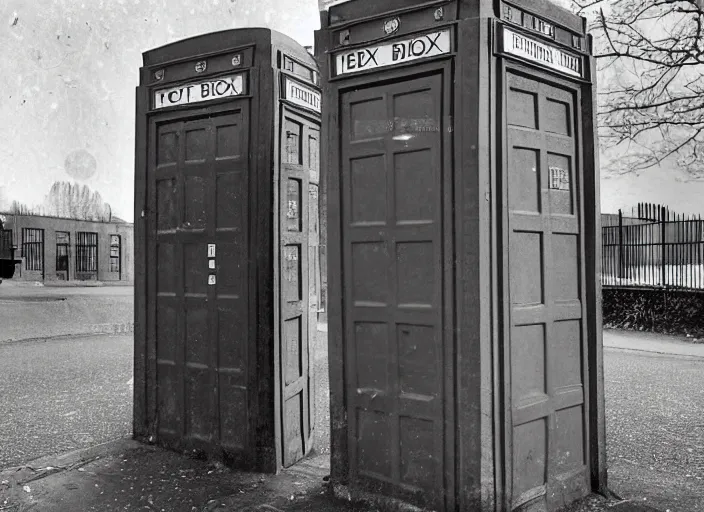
496,22,584,79
281,75,322,113
152,72,247,110
331,28,453,78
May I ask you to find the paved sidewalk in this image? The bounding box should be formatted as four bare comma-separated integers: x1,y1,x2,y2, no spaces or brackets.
0,437,664,512
0,437,366,512
604,329,704,358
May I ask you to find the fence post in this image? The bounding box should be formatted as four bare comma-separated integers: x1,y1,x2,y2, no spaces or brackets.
618,209,623,280
661,206,667,287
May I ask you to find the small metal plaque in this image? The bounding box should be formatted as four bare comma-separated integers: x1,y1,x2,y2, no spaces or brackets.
549,166,570,191
208,244,216,257
208,259,215,269
383,17,400,35
231,54,242,67
208,274,216,285
195,60,207,73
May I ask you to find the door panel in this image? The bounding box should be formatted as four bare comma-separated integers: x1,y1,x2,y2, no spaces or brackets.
505,72,589,511
148,104,251,458
340,73,446,507
280,110,318,467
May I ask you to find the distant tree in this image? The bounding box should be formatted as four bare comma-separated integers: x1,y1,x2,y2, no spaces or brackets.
9,200,32,215
573,0,704,177
41,181,112,222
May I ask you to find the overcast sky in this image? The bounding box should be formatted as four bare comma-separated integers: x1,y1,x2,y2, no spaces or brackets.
0,0,702,222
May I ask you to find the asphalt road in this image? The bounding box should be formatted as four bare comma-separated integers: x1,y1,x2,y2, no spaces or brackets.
0,334,133,469
0,283,133,299
605,347,704,511
0,284,133,343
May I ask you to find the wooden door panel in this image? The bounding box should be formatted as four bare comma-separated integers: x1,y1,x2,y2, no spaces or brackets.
280,110,318,467
340,73,445,507
148,105,251,458
505,71,589,511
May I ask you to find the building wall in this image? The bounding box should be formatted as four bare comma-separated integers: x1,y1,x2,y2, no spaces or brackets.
1,214,134,283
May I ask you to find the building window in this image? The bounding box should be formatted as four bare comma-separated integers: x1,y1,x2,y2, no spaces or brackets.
110,235,121,273
76,232,98,272
56,231,70,271
22,228,44,271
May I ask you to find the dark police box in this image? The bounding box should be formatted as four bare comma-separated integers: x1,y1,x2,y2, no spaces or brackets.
315,0,604,510
133,28,322,474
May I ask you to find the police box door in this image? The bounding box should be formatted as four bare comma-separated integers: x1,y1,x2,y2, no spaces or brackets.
147,101,252,461
338,70,449,508
280,108,318,467
503,69,590,511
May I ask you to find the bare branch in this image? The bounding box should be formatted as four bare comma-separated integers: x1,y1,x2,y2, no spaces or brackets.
574,0,704,177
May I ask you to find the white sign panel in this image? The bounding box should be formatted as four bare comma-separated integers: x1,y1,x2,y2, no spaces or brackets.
207,244,216,258
334,29,451,76
503,28,581,77
284,78,321,113
154,74,245,109
318,0,353,10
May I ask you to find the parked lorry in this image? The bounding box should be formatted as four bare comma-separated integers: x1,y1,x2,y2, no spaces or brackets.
0,216,21,282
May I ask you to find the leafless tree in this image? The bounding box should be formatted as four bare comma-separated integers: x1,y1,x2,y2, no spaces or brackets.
42,181,112,222
573,0,704,177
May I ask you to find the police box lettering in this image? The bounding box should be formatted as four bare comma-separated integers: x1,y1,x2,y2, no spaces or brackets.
503,28,581,77
284,77,321,113
334,29,451,75
154,73,245,109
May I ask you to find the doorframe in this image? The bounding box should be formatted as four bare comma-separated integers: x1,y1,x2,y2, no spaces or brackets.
326,56,457,511
276,104,321,469
496,59,605,510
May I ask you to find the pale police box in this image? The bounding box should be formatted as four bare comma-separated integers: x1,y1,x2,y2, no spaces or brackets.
316,1,605,511
133,28,324,474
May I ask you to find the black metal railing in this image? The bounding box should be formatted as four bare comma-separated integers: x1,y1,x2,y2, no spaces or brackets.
602,206,704,289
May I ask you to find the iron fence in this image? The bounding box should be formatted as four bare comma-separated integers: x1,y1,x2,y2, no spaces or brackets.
602,205,704,289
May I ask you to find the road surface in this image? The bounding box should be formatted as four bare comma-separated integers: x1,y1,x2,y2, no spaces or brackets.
605,345,704,511
0,334,132,469
0,284,133,343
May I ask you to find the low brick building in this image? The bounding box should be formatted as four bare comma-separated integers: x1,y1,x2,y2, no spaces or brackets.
0,213,133,283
